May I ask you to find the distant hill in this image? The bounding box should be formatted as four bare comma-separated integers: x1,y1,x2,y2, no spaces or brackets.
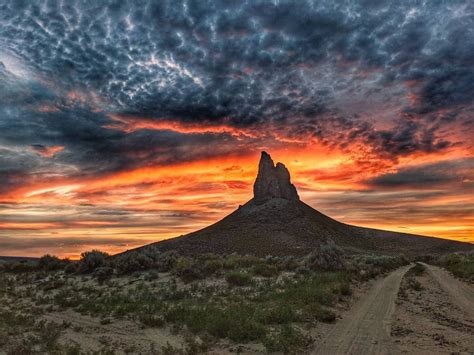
0,256,38,263
134,152,473,257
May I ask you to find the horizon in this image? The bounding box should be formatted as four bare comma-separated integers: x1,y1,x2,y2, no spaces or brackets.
1,1,473,259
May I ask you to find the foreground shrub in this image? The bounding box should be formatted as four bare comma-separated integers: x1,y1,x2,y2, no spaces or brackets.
305,242,345,271
164,303,265,342
78,250,109,273
438,252,474,281
223,254,260,269
263,325,312,353
408,262,426,277
202,258,224,276
252,263,278,277
112,251,154,274
38,255,64,271
155,251,178,272
225,271,253,286
352,254,408,280
174,257,202,283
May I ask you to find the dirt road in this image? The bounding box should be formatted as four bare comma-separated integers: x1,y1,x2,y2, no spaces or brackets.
422,263,474,318
314,264,413,355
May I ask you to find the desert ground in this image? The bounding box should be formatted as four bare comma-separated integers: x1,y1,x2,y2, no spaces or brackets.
0,250,473,354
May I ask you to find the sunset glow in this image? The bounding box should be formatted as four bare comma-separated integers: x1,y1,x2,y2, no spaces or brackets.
1,1,473,258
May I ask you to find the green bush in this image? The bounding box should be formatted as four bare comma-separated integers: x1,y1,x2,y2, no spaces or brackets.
165,303,265,342
252,263,278,277
174,257,202,283
223,254,260,269
439,252,474,281
202,259,224,276
305,242,345,271
263,325,312,353
408,262,426,277
64,262,78,274
112,251,154,274
38,255,64,271
78,250,109,273
225,271,253,286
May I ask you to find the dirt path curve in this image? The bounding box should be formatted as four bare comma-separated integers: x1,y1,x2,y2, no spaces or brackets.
421,263,474,319
314,264,413,355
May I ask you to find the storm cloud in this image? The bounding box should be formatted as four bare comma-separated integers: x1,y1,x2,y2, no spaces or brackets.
1,1,473,255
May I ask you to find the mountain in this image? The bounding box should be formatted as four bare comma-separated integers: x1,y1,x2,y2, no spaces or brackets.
137,152,473,257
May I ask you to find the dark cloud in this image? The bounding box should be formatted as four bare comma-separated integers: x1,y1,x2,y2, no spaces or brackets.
0,0,472,197
1,0,473,125
366,158,474,188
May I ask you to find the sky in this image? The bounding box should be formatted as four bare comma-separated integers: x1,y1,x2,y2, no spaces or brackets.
0,0,473,258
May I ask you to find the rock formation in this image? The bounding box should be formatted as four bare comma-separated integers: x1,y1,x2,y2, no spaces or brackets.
253,151,299,201
131,150,474,257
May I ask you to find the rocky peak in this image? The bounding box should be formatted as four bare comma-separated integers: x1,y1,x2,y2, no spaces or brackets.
253,151,299,201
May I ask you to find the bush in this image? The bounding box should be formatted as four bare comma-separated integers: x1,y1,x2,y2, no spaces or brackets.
409,262,426,277
138,313,165,328
223,254,260,269
252,263,278,277
112,251,154,274
225,271,253,286
352,254,408,280
78,250,109,273
165,303,265,342
64,263,78,274
38,255,64,271
407,278,423,291
174,257,202,283
305,242,345,271
438,252,474,281
94,266,114,282
202,259,224,276
155,251,178,272
263,325,312,353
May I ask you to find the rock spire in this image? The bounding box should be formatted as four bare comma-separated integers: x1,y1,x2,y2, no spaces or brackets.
253,151,299,201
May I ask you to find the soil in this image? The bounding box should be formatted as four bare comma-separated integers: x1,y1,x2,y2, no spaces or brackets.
392,264,474,354
314,264,413,354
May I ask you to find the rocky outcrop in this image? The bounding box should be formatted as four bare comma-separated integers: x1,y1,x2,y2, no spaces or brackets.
253,151,299,201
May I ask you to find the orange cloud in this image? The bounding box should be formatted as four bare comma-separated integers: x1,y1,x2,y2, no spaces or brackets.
31,145,64,158
2,143,472,259
105,114,257,138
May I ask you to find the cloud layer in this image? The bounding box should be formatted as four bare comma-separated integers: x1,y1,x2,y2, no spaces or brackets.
0,0,473,256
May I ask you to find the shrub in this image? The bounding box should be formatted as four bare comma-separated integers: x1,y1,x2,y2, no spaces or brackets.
78,250,109,273
225,271,252,286
138,313,165,328
352,254,409,279
263,325,312,353
438,252,474,281
252,263,278,277
407,278,423,291
64,263,78,274
165,303,265,342
174,257,202,283
305,242,345,271
155,251,178,272
202,259,224,276
409,262,426,277
223,254,260,269
94,266,114,282
38,255,64,271
112,251,154,274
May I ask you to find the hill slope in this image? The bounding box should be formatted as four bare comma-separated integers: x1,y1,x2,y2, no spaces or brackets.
142,198,472,257
135,152,473,257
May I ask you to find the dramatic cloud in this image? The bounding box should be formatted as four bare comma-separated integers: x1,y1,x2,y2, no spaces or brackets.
0,0,472,256
367,159,474,189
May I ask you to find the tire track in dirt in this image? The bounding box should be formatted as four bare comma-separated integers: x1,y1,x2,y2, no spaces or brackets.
421,263,474,319
314,264,413,355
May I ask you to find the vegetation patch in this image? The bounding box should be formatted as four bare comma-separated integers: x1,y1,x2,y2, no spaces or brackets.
438,252,474,281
